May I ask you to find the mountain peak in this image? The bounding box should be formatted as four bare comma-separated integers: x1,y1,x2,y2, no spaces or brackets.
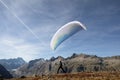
11,54,120,77
0,57,26,70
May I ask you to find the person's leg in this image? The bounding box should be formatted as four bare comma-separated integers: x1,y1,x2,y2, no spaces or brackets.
57,67,60,74
61,67,66,73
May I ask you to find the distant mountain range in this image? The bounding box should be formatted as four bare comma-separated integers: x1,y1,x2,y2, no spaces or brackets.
12,53,120,77
0,57,26,71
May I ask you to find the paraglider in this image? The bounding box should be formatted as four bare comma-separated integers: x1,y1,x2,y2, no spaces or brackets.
50,21,87,50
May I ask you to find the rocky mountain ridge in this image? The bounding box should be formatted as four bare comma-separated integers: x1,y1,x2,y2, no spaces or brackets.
12,53,120,77
0,57,26,71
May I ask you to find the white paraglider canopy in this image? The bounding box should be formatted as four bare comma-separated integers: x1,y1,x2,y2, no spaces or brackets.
50,21,87,50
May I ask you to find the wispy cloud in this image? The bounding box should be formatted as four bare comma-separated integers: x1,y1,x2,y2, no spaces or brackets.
0,0,120,61
0,36,46,61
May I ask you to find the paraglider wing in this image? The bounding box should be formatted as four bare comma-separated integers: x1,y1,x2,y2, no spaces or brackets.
50,21,87,50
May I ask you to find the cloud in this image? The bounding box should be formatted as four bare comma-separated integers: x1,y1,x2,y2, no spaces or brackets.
0,36,46,61
0,0,120,61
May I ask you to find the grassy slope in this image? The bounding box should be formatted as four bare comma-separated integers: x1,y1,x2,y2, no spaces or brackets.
9,71,120,80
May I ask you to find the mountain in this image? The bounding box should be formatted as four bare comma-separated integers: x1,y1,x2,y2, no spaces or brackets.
0,64,13,79
0,57,26,71
12,53,120,77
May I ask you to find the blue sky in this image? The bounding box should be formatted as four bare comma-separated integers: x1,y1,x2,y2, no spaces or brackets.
0,0,120,61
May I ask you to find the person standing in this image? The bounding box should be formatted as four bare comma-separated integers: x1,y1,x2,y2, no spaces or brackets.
57,60,66,74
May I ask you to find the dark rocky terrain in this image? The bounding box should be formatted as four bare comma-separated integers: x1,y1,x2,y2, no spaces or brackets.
12,53,120,77
0,64,13,79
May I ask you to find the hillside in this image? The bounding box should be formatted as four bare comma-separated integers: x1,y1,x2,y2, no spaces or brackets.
10,72,120,80
12,53,120,77
0,64,13,79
